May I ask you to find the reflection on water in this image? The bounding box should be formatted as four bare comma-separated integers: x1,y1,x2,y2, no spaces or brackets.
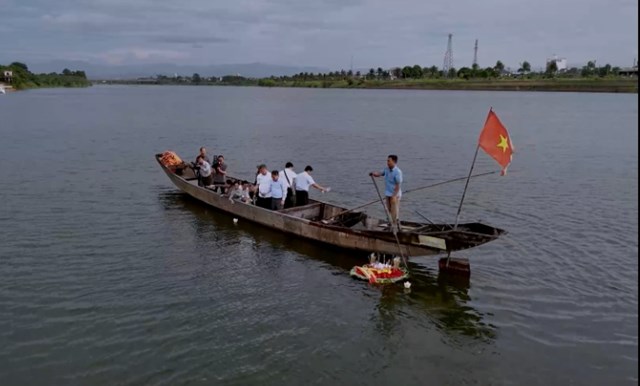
157,190,496,341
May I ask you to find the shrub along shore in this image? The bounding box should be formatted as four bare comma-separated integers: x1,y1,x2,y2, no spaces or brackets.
0,62,91,90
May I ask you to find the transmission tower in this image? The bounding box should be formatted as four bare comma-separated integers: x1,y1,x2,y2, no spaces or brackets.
443,34,453,77
473,39,478,67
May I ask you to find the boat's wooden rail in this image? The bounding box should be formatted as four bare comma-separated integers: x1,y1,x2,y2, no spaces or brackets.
279,202,324,221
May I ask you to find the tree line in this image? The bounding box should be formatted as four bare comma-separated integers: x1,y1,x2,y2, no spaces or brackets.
0,62,90,89
267,59,627,83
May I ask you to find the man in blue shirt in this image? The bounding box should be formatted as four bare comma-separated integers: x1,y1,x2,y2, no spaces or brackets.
268,170,287,210
370,155,403,229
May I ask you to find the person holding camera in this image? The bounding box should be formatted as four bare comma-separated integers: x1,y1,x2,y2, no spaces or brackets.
212,155,228,193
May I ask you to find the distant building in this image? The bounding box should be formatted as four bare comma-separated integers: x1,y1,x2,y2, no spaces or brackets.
2,70,12,83
618,66,638,77
546,55,567,71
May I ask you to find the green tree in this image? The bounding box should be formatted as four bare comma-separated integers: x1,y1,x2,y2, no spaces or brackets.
428,65,439,78
545,60,558,77
411,64,423,78
376,67,383,78
10,62,28,72
598,64,612,77
192,73,201,83
447,68,457,78
470,63,480,78
482,67,496,78
581,61,596,77
258,78,276,87
62,68,72,76
494,60,505,75
518,61,531,74
401,66,413,78
391,67,402,79
367,68,375,80
457,67,472,79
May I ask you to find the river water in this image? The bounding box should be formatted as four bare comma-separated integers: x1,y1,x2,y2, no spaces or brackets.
0,85,637,385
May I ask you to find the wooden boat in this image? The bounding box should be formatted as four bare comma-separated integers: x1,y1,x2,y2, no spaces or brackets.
156,151,506,258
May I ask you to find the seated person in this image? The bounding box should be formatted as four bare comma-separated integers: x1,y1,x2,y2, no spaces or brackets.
241,181,252,203
228,180,243,201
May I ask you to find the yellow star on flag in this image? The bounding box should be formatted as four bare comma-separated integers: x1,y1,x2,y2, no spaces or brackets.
497,134,509,153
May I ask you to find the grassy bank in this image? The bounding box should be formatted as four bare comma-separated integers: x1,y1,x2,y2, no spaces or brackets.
104,77,637,93
262,78,638,93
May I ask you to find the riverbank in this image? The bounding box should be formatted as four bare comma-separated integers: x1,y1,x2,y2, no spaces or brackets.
0,83,15,93
100,77,638,93
264,78,639,93
1,62,91,91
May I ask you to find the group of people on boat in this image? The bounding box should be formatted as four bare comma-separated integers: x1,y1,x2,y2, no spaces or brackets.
191,147,403,226
192,147,330,211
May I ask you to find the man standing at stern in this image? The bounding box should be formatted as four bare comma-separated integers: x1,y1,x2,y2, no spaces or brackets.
369,155,403,230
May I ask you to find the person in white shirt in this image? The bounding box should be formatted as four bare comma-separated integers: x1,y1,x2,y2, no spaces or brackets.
255,164,272,209
294,165,329,207
228,181,243,202
280,162,297,208
240,181,252,203
196,155,213,187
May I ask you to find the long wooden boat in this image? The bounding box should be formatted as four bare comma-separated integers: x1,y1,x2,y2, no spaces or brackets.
156,152,506,258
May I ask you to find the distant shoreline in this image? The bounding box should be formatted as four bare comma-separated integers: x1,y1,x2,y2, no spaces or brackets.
97,78,638,94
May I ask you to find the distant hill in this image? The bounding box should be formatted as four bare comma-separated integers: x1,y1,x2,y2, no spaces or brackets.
27,61,329,80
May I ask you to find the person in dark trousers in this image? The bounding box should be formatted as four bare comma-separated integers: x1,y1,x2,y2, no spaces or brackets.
255,164,272,209
212,155,228,193
280,162,297,208
369,154,403,229
268,170,287,210
295,165,329,207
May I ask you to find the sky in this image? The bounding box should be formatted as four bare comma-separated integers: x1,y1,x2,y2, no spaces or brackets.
1,0,638,70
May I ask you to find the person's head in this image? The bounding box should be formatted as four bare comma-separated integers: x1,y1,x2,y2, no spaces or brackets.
217,155,224,164
387,155,398,169
258,164,267,175
304,165,313,173
285,162,294,169
196,155,204,164
271,170,279,181
227,179,234,186
242,180,249,188
199,147,206,155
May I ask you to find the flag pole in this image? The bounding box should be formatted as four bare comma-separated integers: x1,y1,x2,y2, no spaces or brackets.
454,144,480,230
454,107,495,230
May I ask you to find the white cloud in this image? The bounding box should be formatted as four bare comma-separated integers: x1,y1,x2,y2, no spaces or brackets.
0,0,637,68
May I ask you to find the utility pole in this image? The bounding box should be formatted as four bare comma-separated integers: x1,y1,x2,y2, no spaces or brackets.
473,39,478,67
443,34,453,77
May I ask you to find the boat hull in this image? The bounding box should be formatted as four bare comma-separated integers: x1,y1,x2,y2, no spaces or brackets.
156,153,506,258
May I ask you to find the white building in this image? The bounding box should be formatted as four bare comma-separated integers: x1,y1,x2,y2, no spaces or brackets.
546,55,567,71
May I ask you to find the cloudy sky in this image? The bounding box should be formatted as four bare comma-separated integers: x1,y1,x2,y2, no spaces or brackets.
1,0,637,69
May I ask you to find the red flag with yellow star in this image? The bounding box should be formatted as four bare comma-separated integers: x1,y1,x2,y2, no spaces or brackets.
478,109,514,175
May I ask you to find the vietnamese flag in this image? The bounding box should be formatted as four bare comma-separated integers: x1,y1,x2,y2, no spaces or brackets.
478,109,514,175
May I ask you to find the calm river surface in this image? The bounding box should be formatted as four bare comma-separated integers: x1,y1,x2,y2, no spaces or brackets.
0,86,637,385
